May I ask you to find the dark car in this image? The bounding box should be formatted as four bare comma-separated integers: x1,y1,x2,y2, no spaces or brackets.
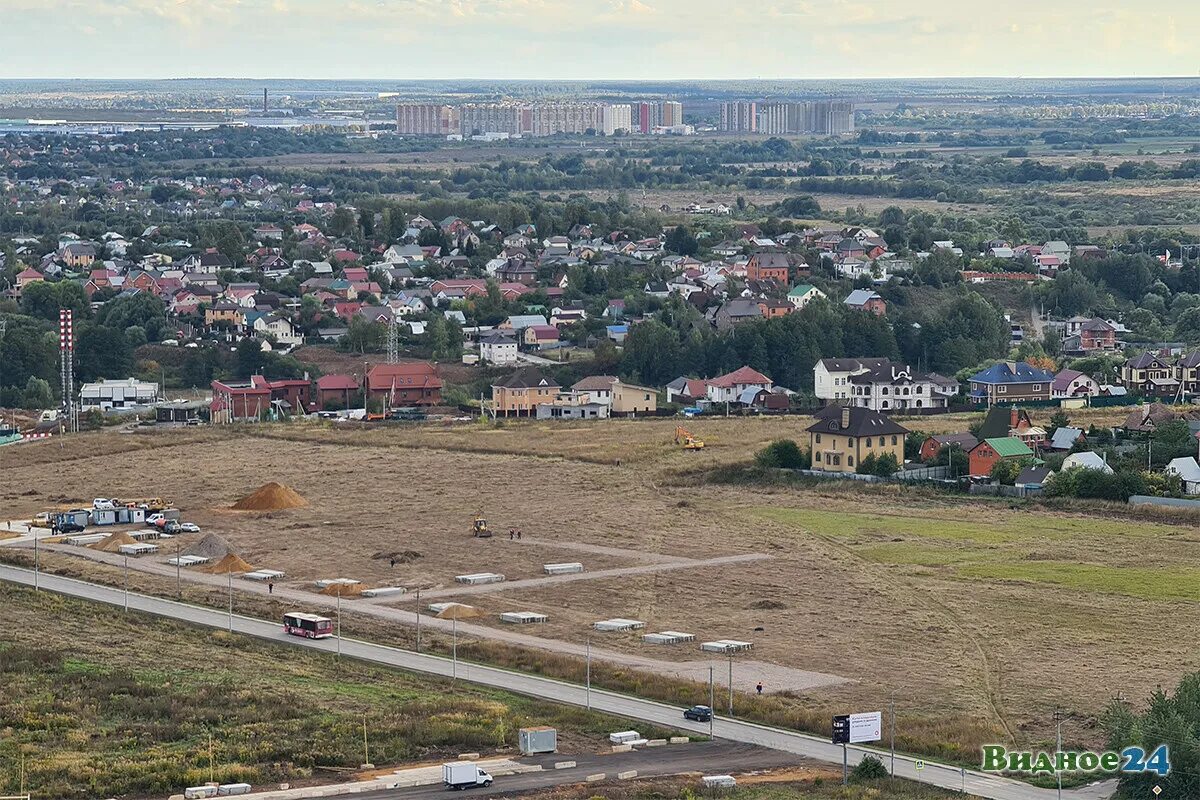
683,705,712,722
54,522,85,534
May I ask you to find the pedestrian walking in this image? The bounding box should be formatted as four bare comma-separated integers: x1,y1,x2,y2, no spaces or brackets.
756,682,763,695
268,581,274,595
509,529,515,540
389,557,396,569
517,529,522,540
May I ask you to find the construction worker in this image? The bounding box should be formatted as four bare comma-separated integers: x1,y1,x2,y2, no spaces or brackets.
517,529,522,540
509,529,515,540
389,557,396,569
268,581,274,595
756,682,763,695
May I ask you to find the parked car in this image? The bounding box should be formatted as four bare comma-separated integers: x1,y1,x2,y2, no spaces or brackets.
147,513,164,525
683,704,713,722
92,498,116,510
162,520,182,535
179,522,201,533
54,521,85,534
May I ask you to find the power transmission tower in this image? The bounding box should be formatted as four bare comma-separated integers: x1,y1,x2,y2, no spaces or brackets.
59,309,77,433
386,315,399,364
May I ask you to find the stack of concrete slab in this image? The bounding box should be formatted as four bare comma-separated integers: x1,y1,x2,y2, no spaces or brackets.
243,569,285,581
455,572,505,585
168,555,210,568
130,529,162,541
361,586,406,598
65,533,108,546
593,618,646,632
118,542,159,556
543,562,583,575
642,630,695,645
700,640,753,653
500,611,548,624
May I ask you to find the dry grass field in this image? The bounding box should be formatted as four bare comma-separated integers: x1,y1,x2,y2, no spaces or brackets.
0,413,1189,759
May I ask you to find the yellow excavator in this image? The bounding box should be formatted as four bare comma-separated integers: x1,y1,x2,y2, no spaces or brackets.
472,511,492,538
674,425,705,450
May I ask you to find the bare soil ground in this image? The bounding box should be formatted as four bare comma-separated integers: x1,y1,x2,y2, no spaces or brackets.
0,413,1186,753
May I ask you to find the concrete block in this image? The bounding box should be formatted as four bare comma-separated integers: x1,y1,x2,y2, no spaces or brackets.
611,744,632,753
554,761,576,770
458,752,480,760
585,774,606,783
278,784,290,791
169,795,186,800
646,739,666,747
617,770,638,780
669,737,689,744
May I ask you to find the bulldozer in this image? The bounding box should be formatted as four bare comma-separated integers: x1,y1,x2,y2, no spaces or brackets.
674,425,705,450
472,511,493,538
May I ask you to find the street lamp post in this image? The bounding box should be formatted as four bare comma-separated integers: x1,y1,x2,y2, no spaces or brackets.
123,554,129,611
415,588,421,653
175,541,181,598
452,617,458,680
1054,709,1064,800
585,636,591,710
708,665,715,740
33,532,39,591
227,571,233,632
337,589,343,658
727,650,734,716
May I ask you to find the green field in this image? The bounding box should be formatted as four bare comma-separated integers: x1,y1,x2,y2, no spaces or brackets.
0,586,665,800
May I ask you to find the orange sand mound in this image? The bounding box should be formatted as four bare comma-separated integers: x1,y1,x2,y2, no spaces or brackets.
90,531,137,552
203,553,256,574
231,482,308,511
320,582,367,597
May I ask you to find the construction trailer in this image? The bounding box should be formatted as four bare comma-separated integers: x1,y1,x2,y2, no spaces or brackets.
519,726,557,755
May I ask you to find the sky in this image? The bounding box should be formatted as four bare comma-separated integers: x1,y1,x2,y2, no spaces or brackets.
1,0,1198,80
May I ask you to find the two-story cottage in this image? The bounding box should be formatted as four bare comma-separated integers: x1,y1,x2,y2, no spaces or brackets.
1177,351,1200,396
479,331,519,365
787,284,826,309
846,362,952,413
814,357,894,405
807,405,908,474
366,362,442,407
491,368,560,416
705,366,773,404
1052,368,1100,399
745,252,791,283
967,361,1055,405
843,289,886,316
1121,352,1179,398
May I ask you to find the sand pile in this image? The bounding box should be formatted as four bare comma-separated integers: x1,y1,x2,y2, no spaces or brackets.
232,482,308,511
90,532,137,552
320,582,367,597
184,532,234,561
204,553,256,575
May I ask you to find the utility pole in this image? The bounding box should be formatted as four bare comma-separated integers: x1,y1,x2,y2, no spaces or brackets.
123,554,129,611
585,636,591,710
452,617,458,680
33,532,39,591
227,571,233,631
1054,709,1064,800
727,650,734,716
415,588,421,652
708,665,715,740
175,541,182,598
890,695,896,777
336,589,343,658
209,733,215,783
363,714,369,767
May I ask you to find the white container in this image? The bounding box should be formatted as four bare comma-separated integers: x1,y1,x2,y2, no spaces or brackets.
609,731,640,744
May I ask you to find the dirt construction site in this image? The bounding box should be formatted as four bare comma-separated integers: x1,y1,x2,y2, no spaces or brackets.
1,409,1192,755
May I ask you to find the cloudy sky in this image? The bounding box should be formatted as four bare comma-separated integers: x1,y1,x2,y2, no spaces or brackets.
1,0,1197,80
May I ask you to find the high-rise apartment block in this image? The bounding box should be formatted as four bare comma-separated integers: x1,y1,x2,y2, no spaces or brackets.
397,100,677,137
720,100,854,135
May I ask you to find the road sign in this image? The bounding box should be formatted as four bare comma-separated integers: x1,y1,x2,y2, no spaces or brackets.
831,715,850,744
915,760,925,771
849,711,883,744
1152,786,1162,797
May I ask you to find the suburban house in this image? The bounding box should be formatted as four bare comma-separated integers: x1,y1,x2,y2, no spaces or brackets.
967,361,1055,405
1052,369,1100,399
479,331,519,365
704,366,773,404
523,325,561,350
845,361,952,413
919,432,979,462
315,374,360,410
1047,427,1085,451
843,289,886,316
210,375,312,422
365,362,443,406
491,367,560,416
79,378,160,411
1077,318,1118,352
1015,466,1055,491
535,393,610,420
1177,351,1200,396
1121,352,1179,398
978,406,1037,440
787,284,826,309
665,376,710,406
1121,402,1180,434
610,380,658,415
713,299,763,331
1062,451,1113,474
1166,457,1200,495
967,437,1034,478
814,358,893,404
807,405,908,474
745,252,791,283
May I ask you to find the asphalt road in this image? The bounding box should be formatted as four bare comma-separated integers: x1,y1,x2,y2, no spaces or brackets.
0,565,1115,800
358,742,801,800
